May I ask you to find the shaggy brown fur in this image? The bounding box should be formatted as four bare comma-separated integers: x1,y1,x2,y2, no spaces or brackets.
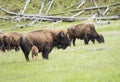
2,32,22,51
67,23,104,46
20,29,71,61
0,33,4,51
31,45,39,61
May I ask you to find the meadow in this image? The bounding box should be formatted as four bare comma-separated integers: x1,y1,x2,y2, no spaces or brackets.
0,20,120,82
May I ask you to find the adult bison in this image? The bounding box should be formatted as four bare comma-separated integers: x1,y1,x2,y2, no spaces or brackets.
67,23,104,46
2,32,22,52
20,29,71,61
0,33,4,50
0,32,11,51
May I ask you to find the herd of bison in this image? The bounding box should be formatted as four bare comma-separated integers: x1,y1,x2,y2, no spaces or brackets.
0,23,105,61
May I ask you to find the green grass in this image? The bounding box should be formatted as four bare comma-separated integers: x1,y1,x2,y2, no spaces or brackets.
96,20,120,32
0,20,120,82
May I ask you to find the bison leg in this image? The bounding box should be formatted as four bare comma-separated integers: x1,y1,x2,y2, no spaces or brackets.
20,45,31,61
15,45,20,51
1,46,6,52
22,48,30,61
42,50,50,59
83,33,89,45
32,53,38,61
73,37,76,46
91,39,95,44
32,55,34,61
42,52,49,59
35,55,38,61
84,39,88,45
84,36,89,45
42,44,52,59
32,54,35,61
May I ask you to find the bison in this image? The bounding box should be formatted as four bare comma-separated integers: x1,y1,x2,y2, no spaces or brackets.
90,34,105,44
31,45,39,61
20,29,71,61
0,32,11,52
67,23,104,46
2,32,22,52
0,33,4,51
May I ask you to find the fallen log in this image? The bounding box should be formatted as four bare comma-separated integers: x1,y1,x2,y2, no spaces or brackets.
1,15,119,22
70,6,107,12
0,6,18,16
110,2,120,6
71,10,84,17
49,6,108,15
0,6,120,22
49,2,120,15
96,15,120,20
0,16,10,20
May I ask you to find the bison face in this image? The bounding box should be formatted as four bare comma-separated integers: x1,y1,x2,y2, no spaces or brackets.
67,28,75,41
96,34,105,43
57,31,71,49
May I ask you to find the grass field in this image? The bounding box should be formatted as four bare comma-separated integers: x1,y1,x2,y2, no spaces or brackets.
0,20,120,82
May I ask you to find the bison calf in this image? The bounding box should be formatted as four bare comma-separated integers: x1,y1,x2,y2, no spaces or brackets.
31,45,39,61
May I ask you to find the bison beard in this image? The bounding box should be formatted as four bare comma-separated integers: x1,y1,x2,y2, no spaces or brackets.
20,29,70,61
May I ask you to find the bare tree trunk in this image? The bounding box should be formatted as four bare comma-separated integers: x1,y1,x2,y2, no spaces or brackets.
64,1,84,10
77,0,86,9
71,10,84,17
20,0,30,15
0,6,18,15
70,6,107,12
103,6,109,15
38,0,46,16
84,13,98,23
93,0,103,16
45,0,54,16
28,0,46,26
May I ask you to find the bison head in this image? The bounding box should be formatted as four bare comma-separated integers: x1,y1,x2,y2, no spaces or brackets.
96,34,105,43
57,31,71,49
67,27,76,41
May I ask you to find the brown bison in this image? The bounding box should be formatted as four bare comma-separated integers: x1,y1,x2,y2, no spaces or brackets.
20,29,71,61
91,34,105,44
0,33,4,50
31,45,39,61
2,32,22,52
67,23,104,46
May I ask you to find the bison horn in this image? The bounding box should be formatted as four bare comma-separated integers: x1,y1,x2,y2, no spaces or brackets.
59,31,65,38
